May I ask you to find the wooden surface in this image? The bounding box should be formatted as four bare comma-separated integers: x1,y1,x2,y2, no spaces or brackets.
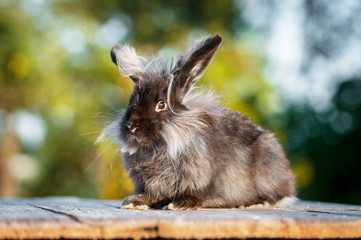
0,197,360,239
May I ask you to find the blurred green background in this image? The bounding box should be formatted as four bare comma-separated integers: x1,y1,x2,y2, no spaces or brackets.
0,0,360,204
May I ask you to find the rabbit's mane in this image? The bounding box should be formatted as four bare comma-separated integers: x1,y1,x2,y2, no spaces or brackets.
162,85,221,158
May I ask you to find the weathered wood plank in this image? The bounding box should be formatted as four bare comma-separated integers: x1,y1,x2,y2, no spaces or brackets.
0,197,360,239
0,198,92,239
0,197,158,239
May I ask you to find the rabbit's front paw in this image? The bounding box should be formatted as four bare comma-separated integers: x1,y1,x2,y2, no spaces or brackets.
165,196,202,210
121,194,150,210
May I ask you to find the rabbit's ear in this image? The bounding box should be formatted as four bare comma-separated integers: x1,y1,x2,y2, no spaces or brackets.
172,34,222,98
111,44,144,83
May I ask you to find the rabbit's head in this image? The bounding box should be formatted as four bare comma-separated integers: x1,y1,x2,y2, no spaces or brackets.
111,34,222,154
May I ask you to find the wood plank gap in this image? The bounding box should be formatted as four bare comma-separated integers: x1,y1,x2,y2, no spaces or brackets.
30,205,83,224
99,202,121,209
305,209,361,218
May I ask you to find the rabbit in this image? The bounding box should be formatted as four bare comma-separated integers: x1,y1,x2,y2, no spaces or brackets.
102,34,296,210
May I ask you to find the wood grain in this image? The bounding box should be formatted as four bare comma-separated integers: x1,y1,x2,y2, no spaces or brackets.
0,197,360,239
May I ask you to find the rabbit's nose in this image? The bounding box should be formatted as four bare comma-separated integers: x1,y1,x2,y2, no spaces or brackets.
127,125,138,134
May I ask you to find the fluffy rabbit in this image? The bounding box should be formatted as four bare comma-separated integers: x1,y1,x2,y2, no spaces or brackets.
104,34,295,210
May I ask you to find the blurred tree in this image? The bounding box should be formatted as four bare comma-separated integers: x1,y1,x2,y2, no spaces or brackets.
302,0,361,72
0,0,279,199
2,0,360,205
286,78,361,204
241,0,361,204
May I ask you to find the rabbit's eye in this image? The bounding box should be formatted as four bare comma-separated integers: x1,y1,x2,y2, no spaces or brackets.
155,101,168,112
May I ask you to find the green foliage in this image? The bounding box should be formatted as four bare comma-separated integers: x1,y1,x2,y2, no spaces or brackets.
286,79,361,204
1,0,269,199
1,0,359,204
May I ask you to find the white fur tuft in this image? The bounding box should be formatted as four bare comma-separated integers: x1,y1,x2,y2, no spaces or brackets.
275,196,299,207
113,44,176,81
113,45,146,78
161,86,220,158
95,112,139,155
95,120,121,146
162,119,205,158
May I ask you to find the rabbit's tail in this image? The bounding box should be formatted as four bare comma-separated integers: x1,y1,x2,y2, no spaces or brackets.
274,195,299,207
